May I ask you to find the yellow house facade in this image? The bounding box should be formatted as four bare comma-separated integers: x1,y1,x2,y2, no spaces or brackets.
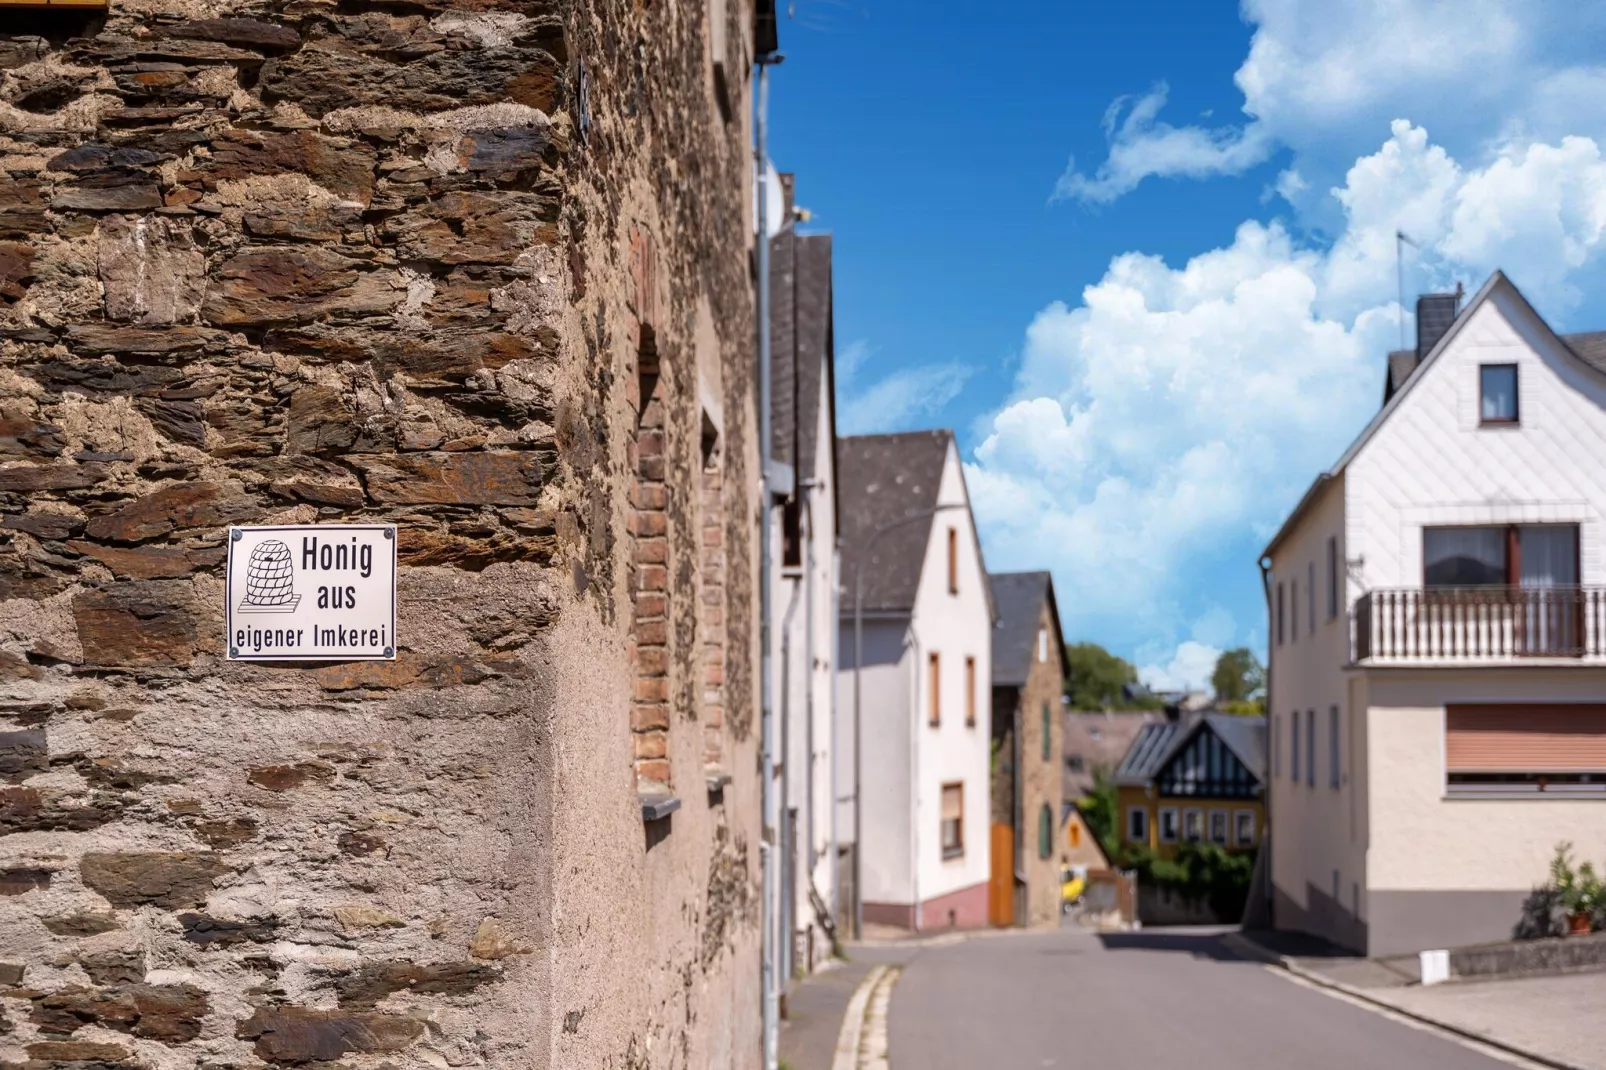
1113,715,1267,859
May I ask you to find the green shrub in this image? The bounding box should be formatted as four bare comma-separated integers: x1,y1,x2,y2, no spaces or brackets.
1118,841,1256,921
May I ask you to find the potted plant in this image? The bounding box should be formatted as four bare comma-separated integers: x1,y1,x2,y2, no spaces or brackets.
1551,844,1601,935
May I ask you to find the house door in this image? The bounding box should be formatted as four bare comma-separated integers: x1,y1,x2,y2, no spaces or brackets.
989,823,1014,927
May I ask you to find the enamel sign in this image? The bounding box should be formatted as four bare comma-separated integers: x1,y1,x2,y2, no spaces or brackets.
225,525,397,661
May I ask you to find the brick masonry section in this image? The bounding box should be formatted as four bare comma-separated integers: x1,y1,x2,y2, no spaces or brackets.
632,349,671,792
701,459,726,772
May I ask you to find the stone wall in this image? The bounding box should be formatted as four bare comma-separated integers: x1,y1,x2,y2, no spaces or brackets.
1017,600,1063,928
1,0,761,1066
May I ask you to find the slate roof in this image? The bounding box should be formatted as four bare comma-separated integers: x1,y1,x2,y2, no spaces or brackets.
1389,332,1606,406
1113,720,1188,785
837,430,954,614
768,228,836,485
1063,711,1162,800
989,571,1071,687
1113,713,1268,788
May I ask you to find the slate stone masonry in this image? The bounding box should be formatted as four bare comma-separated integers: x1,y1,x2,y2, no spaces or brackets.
1,0,762,1065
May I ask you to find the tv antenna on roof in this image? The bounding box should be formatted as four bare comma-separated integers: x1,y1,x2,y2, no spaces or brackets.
1397,230,1418,352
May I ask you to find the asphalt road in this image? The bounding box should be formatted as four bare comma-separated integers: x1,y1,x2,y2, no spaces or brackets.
885,927,1515,1070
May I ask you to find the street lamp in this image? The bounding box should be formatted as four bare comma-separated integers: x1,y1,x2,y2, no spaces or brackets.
850,502,966,940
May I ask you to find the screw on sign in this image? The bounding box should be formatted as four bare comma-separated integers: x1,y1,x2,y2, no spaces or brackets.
238,540,301,613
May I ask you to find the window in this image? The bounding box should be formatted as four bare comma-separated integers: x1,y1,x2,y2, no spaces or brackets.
1276,582,1285,646
1480,363,1518,424
1041,702,1051,760
1308,561,1316,635
781,496,801,568
941,782,964,858
1291,710,1300,783
1234,809,1257,847
928,653,941,727
1326,536,1339,621
1038,804,1053,860
1329,705,1341,789
1209,810,1229,845
1066,755,1085,773
1158,807,1178,843
1272,714,1281,779
1182,808,1203,843
1424,524,1578,589
1306,709,1316,788
1038,627,1048,663
947,527,958,594
965,657,976,727
1291,579,1298,642
1126,806,1148,844
1068,820,1082,848
1445,704,1606,795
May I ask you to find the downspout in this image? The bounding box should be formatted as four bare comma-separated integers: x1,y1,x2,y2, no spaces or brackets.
830,535,842,937
909,621,922,931
1258,555,1275,930
801,486,818,947
778,573,801,987
755,54,780,1070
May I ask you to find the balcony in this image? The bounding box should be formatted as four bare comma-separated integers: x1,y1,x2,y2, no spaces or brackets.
1354,586,1606,664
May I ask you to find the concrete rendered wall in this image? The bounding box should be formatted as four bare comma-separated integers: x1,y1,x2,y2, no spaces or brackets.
909,445,990,916
0,1,761,1067
837,618,912,908
1363,668,1606,955
1267,474,1366,949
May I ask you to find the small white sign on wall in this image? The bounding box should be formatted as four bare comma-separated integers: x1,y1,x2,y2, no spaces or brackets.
226,525,397,662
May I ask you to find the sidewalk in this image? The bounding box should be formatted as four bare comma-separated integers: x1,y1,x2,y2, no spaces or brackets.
777,945,918,1070
1225,929,1606,1070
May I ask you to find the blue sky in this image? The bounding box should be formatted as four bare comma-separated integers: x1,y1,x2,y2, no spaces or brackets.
770,0,1606,687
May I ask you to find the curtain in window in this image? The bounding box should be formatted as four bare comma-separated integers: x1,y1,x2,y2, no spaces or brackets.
1481,365,1517,420
1520,526,1579,652
1424,527,1505,586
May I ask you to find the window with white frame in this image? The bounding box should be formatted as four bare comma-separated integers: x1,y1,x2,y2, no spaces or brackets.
1234,809,1257,846
1038,627,1047,663
1209,810,1229,845
1158,807,1178,843
1182,808,1203,843
1126,806,1148,844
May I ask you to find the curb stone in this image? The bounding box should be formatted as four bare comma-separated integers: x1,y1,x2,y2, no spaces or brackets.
830,965,887,1070
1219,932,1589,1070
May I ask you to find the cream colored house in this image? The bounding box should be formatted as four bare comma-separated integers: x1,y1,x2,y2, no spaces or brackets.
1264,271,1606,955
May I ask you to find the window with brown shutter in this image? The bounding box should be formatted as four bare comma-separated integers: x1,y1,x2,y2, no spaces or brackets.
941,782,964,858
947,527,958,594
964,656,976,727
1446,704,1606,795
928,652,941,727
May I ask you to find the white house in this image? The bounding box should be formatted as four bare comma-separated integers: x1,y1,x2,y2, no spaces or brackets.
836,430,995,932
1263,271,1606,955
767,211,840,977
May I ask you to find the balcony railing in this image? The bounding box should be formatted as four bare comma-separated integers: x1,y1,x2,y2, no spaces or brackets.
1354,586,1606,662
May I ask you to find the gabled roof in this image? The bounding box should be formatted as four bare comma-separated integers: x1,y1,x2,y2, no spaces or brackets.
837,430,952,614
769,227,836,487
989,571,1072,687
1113,720,1188,785
1262,271,1606,561
1113,713,1267,788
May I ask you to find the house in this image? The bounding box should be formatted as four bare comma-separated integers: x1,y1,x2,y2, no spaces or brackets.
768,191,840,975
1063,710,1163,801
837,430,996,932
1113,714,1267,858
1264,271,1606,956
1061,806,1112,872
988,571,1070,927
0,0,773,1066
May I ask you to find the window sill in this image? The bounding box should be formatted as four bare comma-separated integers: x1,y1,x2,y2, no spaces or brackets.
1478,418,1520,428
639,792,681,822
942,848,964,861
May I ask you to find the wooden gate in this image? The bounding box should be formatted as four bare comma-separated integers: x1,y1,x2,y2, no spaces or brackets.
988,823,1015,927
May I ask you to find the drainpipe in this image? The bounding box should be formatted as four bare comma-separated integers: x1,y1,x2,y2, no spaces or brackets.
829,535,842,935
801,485,819,948
778,572,802,988
755,52,782,1070
909,621,922,932
1258,555,1275,930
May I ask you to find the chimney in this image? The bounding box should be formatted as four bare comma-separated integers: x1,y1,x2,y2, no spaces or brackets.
1416,291,1460,359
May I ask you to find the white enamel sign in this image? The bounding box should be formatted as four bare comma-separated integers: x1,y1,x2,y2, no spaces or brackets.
225,525,397,661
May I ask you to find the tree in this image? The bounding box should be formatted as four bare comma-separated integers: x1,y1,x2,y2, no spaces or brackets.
1077,768,1120,860
1211,647,1264,711
1064,642,1158,710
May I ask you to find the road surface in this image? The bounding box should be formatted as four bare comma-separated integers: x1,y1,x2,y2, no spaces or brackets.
885,927,1518,1070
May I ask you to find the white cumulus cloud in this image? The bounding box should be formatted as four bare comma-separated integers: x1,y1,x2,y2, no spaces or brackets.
973,120,1606,668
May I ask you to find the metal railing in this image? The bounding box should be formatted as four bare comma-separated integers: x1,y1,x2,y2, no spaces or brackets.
1354,586,1606,662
